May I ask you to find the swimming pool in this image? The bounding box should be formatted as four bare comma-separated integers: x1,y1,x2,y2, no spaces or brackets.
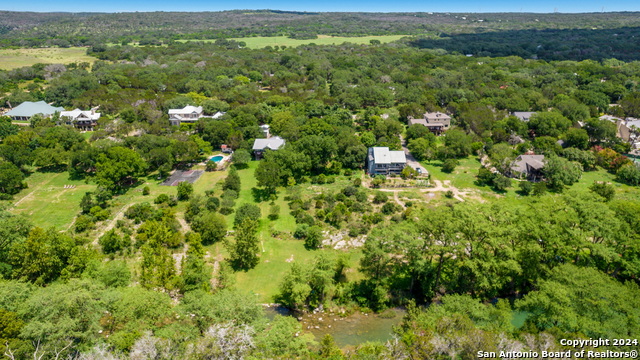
209,156,224,163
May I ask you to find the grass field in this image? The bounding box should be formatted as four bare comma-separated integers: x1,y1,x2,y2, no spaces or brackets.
212,161,363,302
8,170,97,230
178,35,409,49
0,47,97,70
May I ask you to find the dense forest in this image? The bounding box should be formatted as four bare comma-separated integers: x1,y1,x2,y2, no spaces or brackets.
1,16,640,359
2,10,640,60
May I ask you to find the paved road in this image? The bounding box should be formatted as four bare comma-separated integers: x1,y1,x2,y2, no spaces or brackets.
400,135,428,176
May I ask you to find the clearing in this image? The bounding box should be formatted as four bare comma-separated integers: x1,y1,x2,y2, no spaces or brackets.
0,47,97,70
178,35,409,49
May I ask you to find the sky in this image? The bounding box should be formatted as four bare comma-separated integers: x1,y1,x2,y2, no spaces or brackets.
3,0,640,13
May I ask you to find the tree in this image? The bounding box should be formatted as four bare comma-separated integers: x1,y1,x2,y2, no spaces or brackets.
542,156,582,191
616,163,640,186
255,159,282,193
234,203,261,229
528,111,572,137
177,181,193,201
304,226,323,250
318,334,344,359
517,264,640,339
491,174,512,191
408,138,436,162
564,128,590,150
191,211,227,245
180,233,211,293
228,219,260,271
99,229,130,254
223,167,241,192
95,147,147,191
443,129,473,158
232,149,251,169
0,162,25,196
10,227,75,285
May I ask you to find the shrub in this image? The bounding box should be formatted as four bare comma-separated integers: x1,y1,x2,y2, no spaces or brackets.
142,186,150,195
442,159,459,173
155,193,170,204
75,215,95,233
294,224,309,239
518,181,533,195
234,203,261,228
381,202,400,215
373,192,388,204
205,161,217,172
589,181,615,201
268,205,280,220
491,174,512,191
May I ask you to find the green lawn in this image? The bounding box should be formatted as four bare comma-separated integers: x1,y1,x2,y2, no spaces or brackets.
8,171,97,230
177,35,409,49
0,47,97,70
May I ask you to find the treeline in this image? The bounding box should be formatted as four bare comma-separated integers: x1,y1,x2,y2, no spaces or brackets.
3,10,640,61
408,26,640,61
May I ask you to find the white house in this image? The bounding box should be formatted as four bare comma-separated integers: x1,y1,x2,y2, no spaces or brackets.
60,108,101,130
168,105,204,126
367,147,407,176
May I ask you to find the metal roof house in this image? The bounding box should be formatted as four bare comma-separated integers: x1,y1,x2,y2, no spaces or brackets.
168,105,204,126
252,136,285,159
512,112,537,122
509,154,545,181
4,101,64,121
367,147,407,176
60,108,101,130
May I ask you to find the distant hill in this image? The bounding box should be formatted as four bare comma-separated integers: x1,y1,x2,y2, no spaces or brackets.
2,10,640,60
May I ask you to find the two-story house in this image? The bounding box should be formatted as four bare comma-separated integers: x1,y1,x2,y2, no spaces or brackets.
408,112,451,135
367,147,407,176
60,108,101,130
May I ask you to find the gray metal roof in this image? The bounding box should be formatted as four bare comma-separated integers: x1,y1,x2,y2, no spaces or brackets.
252,136,285,151
5,101,64,117
371,147,406,164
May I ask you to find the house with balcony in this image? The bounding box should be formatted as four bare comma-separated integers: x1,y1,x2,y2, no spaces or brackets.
168,105,204,126
367,147,407,176
60,108,101,130
408,112,451,135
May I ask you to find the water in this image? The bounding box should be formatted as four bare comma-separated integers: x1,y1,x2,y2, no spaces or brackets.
264,307,407,348
209,155,224,163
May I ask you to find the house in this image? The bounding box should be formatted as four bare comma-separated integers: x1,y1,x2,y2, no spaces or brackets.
509,154,545,181
60,108,101,130
367,147,407,176
168,105,204,126
252,136,285,159
220,144,233,154
512,112,536,122
408,112,451,135
4,101,64,121
600,115,640,145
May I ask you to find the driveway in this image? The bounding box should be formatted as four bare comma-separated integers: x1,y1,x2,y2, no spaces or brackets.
400,135,428,176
